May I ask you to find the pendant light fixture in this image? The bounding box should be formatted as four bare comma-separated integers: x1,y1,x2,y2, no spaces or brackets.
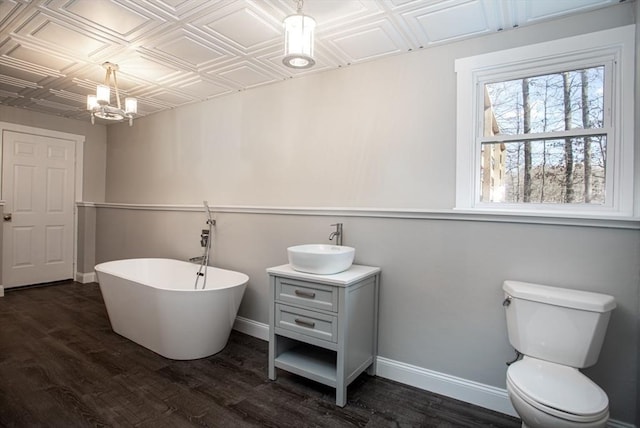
87,62,137,126
282,0,316,69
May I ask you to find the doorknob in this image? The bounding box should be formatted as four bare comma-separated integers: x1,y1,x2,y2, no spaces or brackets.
3,213,12,222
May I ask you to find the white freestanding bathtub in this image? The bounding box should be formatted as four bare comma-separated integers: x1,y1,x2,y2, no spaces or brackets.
95,258,248,360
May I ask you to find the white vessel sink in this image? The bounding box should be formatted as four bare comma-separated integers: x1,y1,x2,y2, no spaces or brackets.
287,244,355,275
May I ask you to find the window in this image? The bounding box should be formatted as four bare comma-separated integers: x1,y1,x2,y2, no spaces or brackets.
455,26,635,218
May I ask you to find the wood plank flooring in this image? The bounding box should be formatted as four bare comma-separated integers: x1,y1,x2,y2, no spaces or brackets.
0,281,521,427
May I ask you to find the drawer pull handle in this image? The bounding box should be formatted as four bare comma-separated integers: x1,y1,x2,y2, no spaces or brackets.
294,289,316,299
294,318,316,328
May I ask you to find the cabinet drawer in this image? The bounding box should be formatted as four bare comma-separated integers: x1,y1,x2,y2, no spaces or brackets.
275,277,337,312
275,303,337,343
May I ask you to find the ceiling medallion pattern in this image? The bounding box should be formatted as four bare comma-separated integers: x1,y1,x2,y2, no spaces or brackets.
0,0,621,122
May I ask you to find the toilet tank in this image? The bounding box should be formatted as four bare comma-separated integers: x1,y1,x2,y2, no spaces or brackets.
503,280,616,368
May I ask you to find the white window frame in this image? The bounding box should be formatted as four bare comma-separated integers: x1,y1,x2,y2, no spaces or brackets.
455,25,636,218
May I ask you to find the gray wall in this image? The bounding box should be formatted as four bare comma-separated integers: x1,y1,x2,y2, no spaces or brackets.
94,4,639,425
635,1,640,427
77,205,97,275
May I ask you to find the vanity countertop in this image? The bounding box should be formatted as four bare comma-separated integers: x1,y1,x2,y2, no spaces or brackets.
266,264,380,286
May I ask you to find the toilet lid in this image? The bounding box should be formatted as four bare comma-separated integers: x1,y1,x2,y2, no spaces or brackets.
507,358,608,417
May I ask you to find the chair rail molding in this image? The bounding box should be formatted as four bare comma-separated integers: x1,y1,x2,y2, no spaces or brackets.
87,202,640,230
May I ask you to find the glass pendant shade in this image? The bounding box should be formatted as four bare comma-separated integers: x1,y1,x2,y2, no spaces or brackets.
96,84,110,105
86,95,98,110
125,97,137,114
283,14,316,69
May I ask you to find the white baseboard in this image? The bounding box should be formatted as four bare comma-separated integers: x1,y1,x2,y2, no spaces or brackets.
233,316,269,341
376,356,517,417
232,318,635,428
607,419,637,428
0,285,4,297
75,271,96,284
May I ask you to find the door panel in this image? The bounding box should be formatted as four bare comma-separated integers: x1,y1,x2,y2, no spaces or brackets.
12,226,34,267
45,225,65,263
14,164,35,212
2,131,75,288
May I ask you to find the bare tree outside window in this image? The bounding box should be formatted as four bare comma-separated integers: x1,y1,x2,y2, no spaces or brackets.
480,66,606,204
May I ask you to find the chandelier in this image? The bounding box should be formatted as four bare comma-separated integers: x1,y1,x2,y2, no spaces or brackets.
86,62,137,126
282,0,316,69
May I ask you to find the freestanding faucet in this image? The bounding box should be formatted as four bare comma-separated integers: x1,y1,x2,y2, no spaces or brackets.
329,223,343,246
194,201,215,290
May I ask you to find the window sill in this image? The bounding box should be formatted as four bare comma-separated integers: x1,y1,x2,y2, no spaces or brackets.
453,207,639,229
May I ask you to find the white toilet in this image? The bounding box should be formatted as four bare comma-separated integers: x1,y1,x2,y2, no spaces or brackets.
502,280,616,428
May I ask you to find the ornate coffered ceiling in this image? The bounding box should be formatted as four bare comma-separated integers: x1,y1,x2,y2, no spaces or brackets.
0,0,625,123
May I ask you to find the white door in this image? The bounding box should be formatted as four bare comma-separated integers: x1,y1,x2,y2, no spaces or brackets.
2,131,76,288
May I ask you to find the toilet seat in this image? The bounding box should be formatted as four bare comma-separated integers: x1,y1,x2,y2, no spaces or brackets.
507,357,609,423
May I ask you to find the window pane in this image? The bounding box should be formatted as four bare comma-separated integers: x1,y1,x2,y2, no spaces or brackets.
484,66,604,136
480,137,607,204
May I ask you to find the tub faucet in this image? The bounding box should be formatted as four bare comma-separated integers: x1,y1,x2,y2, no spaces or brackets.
200,229,210,248
329,223,343,246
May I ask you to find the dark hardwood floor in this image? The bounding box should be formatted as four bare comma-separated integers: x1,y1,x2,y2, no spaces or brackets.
0,281,520,428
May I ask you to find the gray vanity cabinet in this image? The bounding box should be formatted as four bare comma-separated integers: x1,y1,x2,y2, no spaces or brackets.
267,264,381,407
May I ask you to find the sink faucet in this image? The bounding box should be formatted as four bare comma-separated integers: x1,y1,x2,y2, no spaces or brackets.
329,223,343,246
